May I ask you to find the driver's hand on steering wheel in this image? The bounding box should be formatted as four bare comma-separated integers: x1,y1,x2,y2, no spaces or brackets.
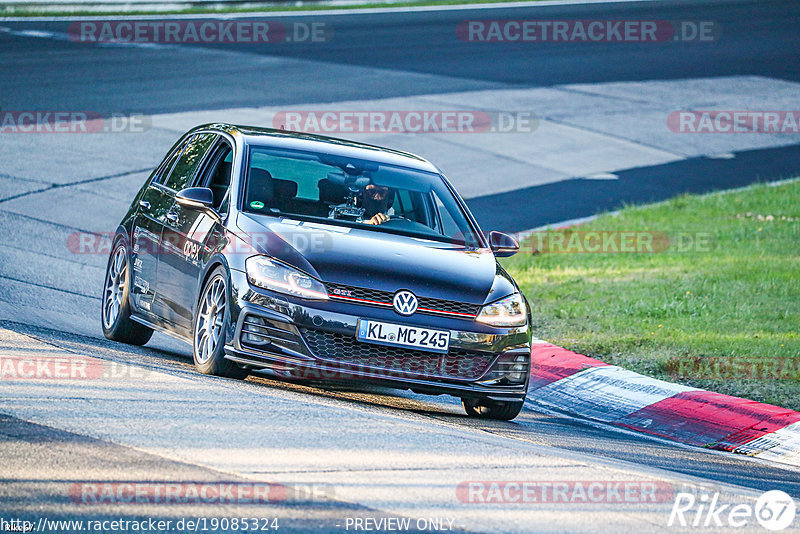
365,213,389,225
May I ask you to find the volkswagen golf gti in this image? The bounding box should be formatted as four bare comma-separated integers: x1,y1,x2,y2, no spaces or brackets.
102,123,532,420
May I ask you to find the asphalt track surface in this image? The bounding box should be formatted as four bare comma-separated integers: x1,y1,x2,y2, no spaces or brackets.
2,0,800,114
1,0,800,531
2,0,800,228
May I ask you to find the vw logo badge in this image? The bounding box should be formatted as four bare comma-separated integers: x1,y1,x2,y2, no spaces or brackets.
393,290,418,316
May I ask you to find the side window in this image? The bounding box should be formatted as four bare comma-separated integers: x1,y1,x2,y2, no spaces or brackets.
163,133,217,191
152,138,189,185
196,140,234,212
431,191,461,237
394,190,428,225
394,190,413,218
217,192,230,216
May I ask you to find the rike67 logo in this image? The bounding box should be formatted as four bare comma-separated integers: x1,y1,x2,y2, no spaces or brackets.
669,490,796,531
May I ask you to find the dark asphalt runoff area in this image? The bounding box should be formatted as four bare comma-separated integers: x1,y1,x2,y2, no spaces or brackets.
2,0,799,228
2,0,799,115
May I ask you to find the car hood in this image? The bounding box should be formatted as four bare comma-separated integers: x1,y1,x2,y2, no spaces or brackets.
236,214,515,304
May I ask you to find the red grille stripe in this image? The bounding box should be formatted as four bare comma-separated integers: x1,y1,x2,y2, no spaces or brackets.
329,295,392,306
330,295,476,318
417,307,476,318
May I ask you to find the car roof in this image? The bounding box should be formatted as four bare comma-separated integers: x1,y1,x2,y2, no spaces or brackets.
189,123,441,174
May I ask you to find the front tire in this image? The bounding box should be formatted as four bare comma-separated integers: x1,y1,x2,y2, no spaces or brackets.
462,397,524,421
101,240,153,346
192,267,249,380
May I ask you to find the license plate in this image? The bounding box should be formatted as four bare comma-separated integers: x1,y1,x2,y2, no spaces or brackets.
356,319,450,353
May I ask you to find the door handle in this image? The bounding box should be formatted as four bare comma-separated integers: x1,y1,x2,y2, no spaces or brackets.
138,200,151,210
166,212,178,223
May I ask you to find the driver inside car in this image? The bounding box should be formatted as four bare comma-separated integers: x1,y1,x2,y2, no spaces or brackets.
362,184,395,225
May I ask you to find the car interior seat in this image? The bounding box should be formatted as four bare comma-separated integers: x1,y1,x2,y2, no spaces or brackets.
271,178,299,213
246,168,274,209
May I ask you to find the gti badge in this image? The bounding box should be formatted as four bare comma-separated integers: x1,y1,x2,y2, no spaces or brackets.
393,290,418,316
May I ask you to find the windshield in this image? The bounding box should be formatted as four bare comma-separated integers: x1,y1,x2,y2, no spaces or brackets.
242,145,480,247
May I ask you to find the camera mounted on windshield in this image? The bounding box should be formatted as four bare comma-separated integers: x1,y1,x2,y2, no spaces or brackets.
327,164,370,222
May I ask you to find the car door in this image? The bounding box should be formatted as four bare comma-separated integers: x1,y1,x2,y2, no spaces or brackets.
130,137,188,316
156,132,222,332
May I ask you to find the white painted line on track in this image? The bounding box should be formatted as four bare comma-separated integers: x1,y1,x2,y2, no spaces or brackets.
0,0,663,22
583,172,619,180
0,25,187,48
8,28,56,37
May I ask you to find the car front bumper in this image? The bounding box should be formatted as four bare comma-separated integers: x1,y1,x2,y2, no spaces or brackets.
224,269,531,402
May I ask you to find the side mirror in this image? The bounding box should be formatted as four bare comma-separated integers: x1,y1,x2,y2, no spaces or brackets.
489,231,519,257
176,187,214,210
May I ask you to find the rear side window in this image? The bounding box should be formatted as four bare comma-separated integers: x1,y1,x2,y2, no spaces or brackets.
152,139,188,185
163,133,217,191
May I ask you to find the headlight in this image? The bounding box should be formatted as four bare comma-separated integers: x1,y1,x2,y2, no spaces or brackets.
245,256,328,300
476,293,527,327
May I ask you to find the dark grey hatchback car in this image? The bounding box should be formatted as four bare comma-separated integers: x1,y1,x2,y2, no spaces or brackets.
102,123,532,420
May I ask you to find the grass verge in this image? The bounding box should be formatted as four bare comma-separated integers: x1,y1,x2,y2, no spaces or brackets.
501,180,800,410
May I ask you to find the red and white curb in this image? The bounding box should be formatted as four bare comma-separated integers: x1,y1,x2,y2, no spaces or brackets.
526,341,800,468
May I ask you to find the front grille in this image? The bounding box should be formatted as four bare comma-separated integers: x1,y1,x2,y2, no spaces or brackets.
419,295,480,316
325,282,481,318
327,283,393,305
300,328,494,381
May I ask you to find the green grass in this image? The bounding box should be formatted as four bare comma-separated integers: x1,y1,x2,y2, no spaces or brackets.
501,180,800,410
0,0,545,18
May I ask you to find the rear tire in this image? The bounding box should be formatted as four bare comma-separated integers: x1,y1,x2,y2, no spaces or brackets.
101,240,153,346
462,397,524,421
192,267,249,380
